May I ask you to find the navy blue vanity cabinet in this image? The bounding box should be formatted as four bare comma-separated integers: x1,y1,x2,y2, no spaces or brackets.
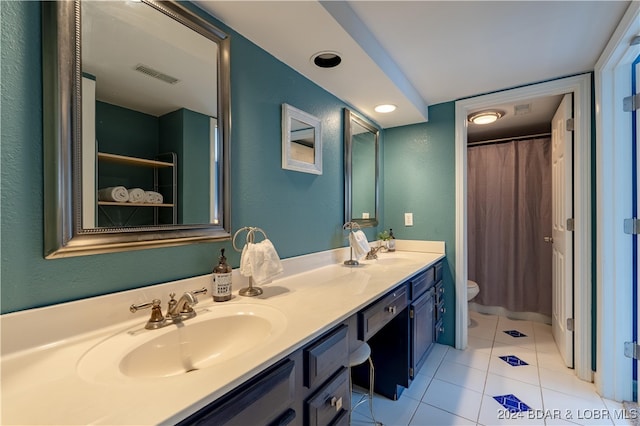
433,261,445,343
409,267,436,379
176,358,297,426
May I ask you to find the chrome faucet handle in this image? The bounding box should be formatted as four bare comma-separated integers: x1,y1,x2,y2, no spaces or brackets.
130,299,166,330
166,293,179,320
365,248,379,260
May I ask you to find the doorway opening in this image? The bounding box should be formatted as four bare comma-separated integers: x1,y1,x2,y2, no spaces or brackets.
455,73,593,382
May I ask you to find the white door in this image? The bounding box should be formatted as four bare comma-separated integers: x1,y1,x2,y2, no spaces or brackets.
551,93,574,368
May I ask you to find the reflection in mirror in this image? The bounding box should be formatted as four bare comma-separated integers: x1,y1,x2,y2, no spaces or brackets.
281,103,322,175
42,1,231,258
81,1,218,228
344,109,379,227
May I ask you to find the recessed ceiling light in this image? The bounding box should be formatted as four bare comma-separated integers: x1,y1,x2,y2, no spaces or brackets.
468,110,504,125
374,104,397,113
311,51,342,68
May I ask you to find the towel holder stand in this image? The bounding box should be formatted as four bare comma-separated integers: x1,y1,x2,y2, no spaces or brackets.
343,221,361,266
232,226,268,296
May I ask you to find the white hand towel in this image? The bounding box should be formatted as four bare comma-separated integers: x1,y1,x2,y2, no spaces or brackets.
239,239,284,285
349,230,370,259
127,188,145,203
144,191,164,204
98,186,129,202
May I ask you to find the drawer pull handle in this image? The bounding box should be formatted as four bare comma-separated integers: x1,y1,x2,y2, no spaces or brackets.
330,396,343,411
439,326,445,333
387,305,397,315
440,307,446,314
439,288,444,294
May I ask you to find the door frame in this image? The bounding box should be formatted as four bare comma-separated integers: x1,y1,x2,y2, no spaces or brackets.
454,73,593,382
594,1,639,402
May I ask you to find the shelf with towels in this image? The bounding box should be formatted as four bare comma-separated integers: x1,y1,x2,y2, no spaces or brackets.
97,152,174,168
97,152,177,227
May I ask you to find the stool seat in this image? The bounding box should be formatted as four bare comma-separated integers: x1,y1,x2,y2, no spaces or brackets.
349,343,371,366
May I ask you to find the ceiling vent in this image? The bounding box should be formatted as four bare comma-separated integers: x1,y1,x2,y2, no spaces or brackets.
134,64,179,85
514,103,531,116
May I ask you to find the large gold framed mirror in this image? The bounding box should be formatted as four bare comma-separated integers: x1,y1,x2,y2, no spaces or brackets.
344,109,379,227
42,1,231,258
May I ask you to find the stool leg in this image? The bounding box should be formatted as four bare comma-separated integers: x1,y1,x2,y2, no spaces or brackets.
367,357,382,425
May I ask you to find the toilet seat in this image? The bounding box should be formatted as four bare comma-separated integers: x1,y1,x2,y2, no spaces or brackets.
467,280,479,300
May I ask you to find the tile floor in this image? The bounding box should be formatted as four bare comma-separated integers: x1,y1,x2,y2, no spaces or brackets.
351,311,637,426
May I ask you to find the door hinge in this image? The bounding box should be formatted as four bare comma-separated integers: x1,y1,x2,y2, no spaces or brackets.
566,218,575,232
566,318,574,331
565,118,575,132
409,308,414,319
409,367,414,377
624,342,640,360
623,93,640,112
624,218,640,235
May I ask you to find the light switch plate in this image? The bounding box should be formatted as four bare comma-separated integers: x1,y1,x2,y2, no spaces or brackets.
405,213,413,226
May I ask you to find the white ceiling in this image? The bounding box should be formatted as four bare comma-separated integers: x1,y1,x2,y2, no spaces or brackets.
196,0,630,135
82,1,218,118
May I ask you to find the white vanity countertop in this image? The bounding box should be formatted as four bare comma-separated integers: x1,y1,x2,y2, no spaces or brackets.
1,241,444,425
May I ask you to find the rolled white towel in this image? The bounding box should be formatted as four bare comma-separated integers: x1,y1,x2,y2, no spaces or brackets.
98,186,129,202
144,190,163,204
349,230,371,259
127,188,145,203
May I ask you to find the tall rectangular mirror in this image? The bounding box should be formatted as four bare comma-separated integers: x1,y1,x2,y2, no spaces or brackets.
42,1,231,258
344,109,379,227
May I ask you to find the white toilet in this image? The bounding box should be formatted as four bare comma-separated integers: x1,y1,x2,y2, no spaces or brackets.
467,280,480,326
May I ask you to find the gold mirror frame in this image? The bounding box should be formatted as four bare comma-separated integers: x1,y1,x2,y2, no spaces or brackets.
42,1,231,259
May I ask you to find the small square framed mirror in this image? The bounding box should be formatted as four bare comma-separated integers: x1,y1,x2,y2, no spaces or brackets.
281,103,322,175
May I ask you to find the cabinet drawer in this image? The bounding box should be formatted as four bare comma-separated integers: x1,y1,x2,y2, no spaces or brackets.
434,261,443,282
177,359,295,426
435,319,445,342
435,299,446,322
304,324,349,389
305,367,350,426
358,285,408,341
410,268,435,299
435,281,445,305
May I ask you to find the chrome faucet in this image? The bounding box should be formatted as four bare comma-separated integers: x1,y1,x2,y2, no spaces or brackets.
365,244,387,260
166,291,199,321
130,287,207,329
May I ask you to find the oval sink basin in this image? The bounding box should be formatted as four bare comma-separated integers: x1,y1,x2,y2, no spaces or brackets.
372,257,413,266
77,304,287,383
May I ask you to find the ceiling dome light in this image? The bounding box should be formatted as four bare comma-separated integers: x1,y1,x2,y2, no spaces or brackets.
374,104,397,113
311,51,342,68
468,110,504,125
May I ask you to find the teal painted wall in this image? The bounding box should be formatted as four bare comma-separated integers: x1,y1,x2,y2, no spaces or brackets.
159,108,211,224
382,103,457,346
0,1,378,314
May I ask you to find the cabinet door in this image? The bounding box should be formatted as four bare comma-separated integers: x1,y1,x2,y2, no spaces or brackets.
177,359,295,426
410,289,434,378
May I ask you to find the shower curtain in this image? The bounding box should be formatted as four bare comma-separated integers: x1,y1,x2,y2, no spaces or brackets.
468,137,552,316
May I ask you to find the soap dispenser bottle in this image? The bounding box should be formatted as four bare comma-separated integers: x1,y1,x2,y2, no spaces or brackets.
212,248,232,302
388,228,396,252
